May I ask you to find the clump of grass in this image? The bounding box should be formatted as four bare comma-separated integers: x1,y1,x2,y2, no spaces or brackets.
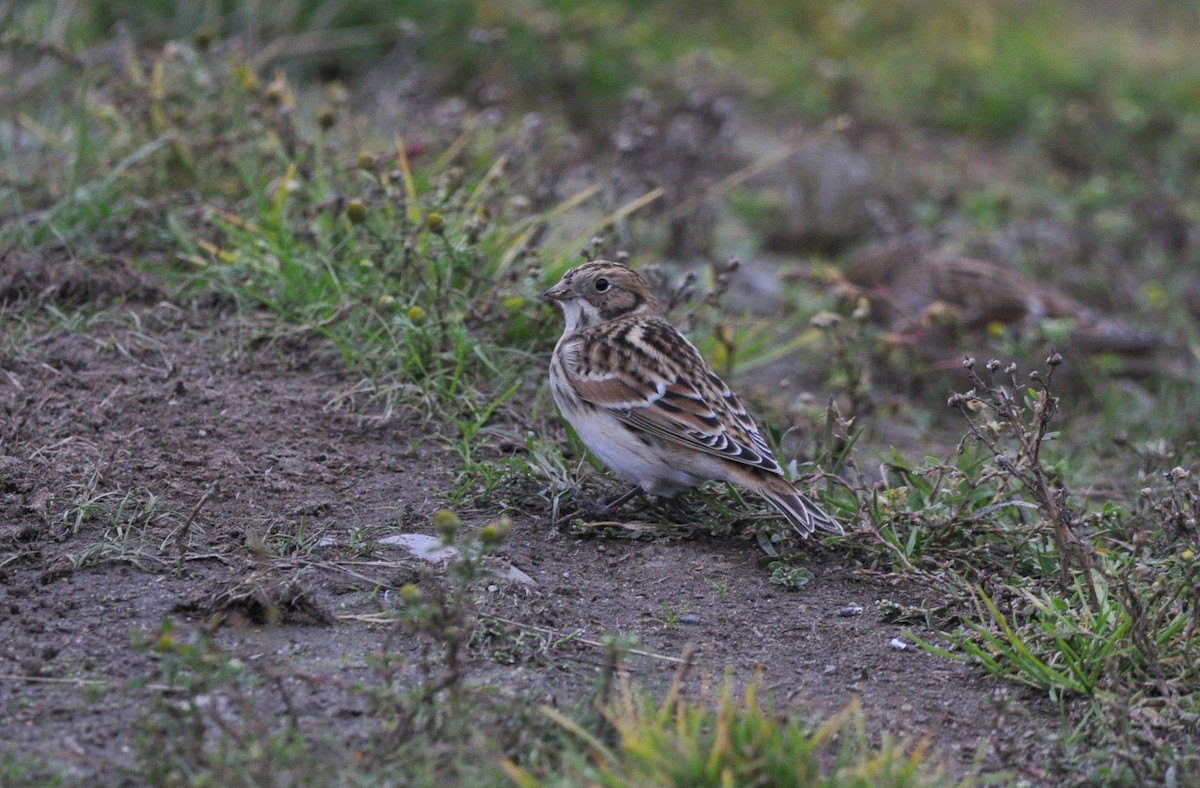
52,471,179,571
506,651,955,787
0,752,65,788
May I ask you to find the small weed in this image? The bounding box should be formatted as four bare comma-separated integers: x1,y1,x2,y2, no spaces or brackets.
652,600,693,630
57,469,119,537
704,576,731,600
347,520,385,558
131,620,342,785
250,516,330,558
810,303,877,424
949,353,1097,596
56,483,176,571
125,510,549,783
768,562,816,590
0,751,65,788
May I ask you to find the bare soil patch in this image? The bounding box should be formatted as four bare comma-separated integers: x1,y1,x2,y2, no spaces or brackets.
0,257,1064,783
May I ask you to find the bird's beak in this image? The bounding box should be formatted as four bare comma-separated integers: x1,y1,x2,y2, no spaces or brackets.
543,281,569,302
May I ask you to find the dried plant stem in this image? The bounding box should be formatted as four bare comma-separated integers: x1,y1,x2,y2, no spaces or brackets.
950,353,1100,608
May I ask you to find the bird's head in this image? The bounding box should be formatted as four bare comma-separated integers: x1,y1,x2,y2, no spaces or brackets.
543,260,660,331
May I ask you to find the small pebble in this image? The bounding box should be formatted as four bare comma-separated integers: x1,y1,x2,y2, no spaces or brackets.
889,638,910,650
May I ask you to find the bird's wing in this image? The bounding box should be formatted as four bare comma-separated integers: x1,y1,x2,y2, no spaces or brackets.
560,318,783,474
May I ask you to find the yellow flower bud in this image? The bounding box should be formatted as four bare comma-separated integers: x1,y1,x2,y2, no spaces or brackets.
480,516,512,545
433,509,460,541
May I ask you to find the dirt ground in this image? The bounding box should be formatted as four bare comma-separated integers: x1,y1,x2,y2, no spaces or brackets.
0,255,1067,783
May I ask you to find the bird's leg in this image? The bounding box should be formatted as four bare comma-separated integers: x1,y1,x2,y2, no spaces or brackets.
570,484,643,517
600,485,643,513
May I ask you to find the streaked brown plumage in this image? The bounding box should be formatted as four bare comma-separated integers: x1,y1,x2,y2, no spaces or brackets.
845,237,1171,356
544,260,842,537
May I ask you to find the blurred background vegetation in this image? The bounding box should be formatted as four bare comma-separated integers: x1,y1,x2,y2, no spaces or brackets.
16,0,1200,134
10,0,1200,267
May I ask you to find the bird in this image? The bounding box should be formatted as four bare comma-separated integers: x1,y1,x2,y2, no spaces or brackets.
843,236,1172,357
544,259,843,537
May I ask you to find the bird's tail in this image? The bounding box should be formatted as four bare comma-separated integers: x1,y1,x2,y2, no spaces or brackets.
757,478,843,537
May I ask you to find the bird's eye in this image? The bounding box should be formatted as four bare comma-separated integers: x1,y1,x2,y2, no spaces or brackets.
594,278,610,292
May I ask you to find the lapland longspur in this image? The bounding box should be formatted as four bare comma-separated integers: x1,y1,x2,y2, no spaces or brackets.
845,235,1171,356
544,260,842,537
